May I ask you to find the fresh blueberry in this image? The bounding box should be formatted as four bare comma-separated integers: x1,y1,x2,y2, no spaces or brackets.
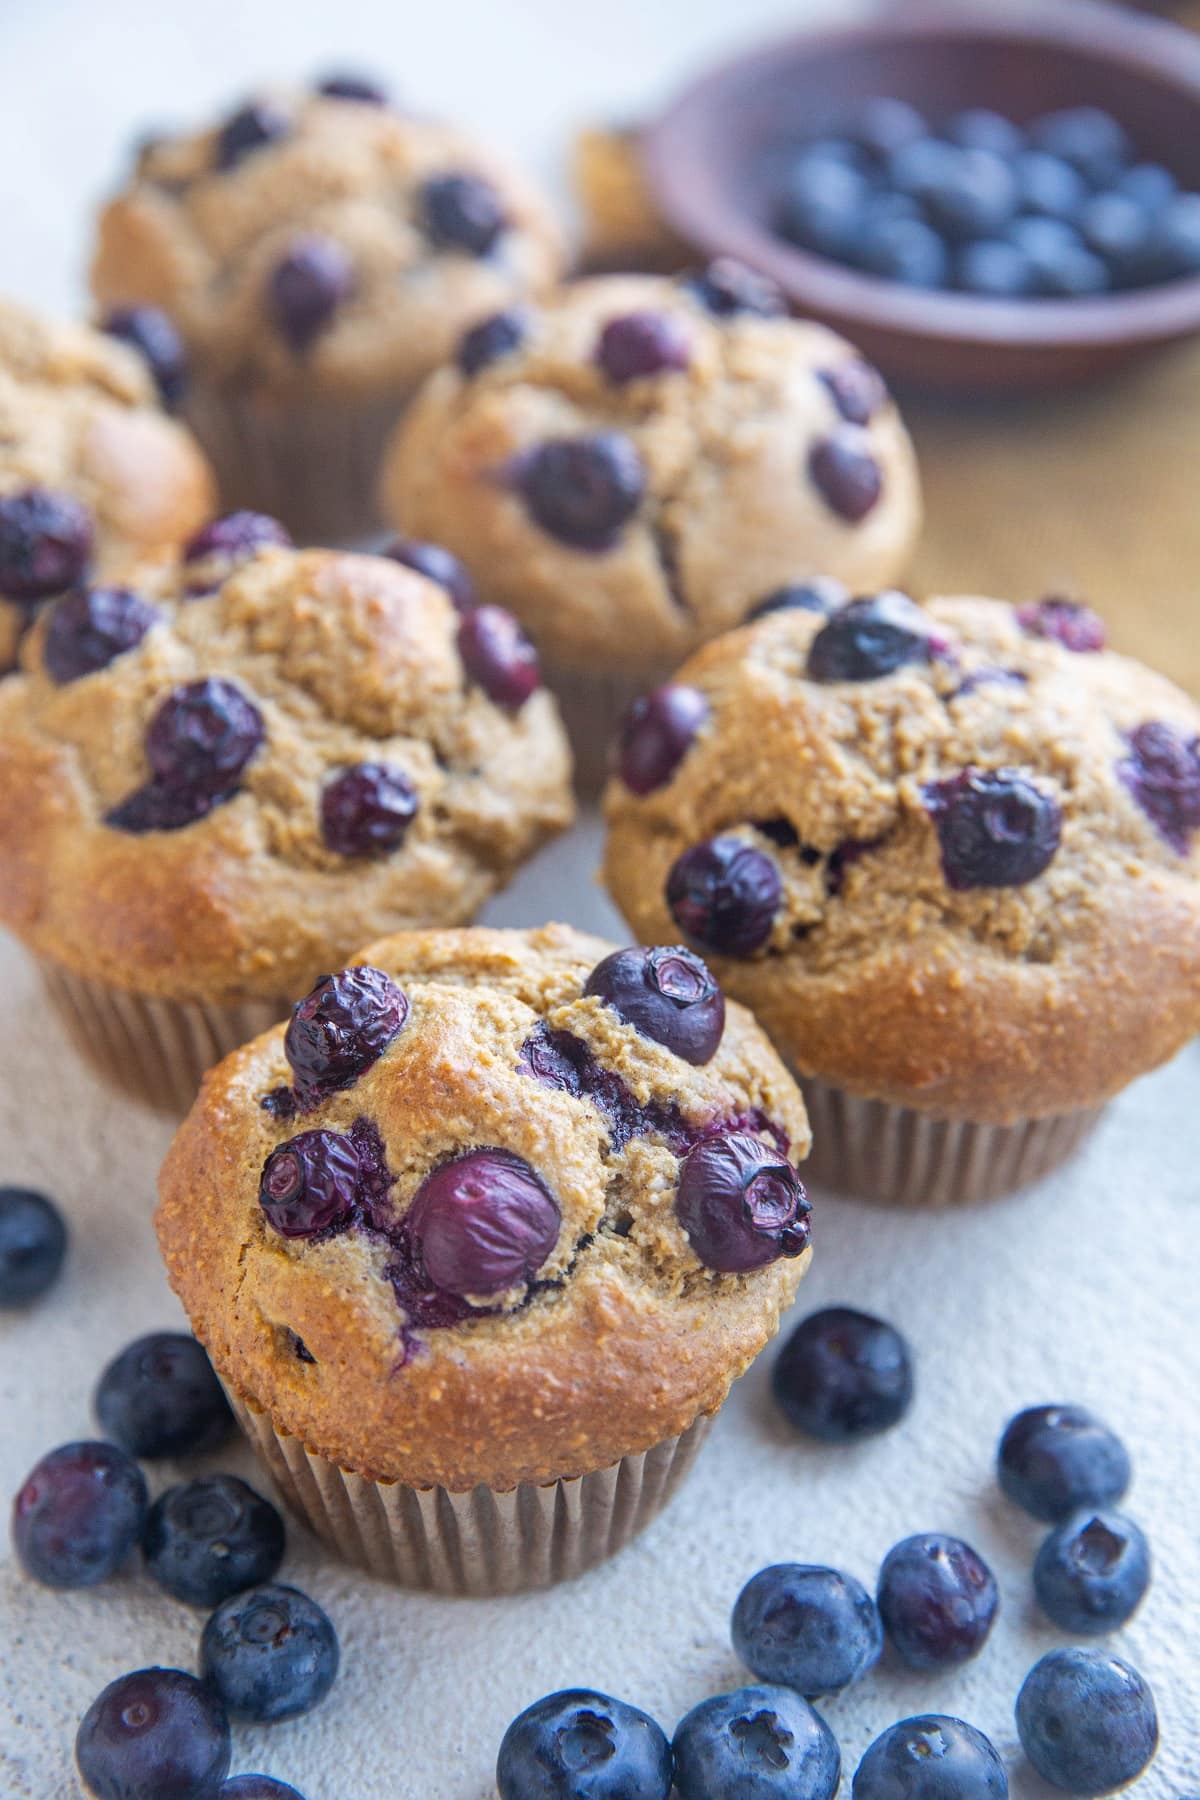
946,109,1024,159
1119,720,1200,852
1033,1509,1151,1634
94,1332,233,1459
76,1667,231,1800
617,683,709,794
269,236,354,353
924,148,1018,242
1029,109,1131,188
597,310,692,383
406,1148,560,1297
746,579,845,622
1116,162,1177,216
285,965,409,1104
220,1781,306,1799
1008,216,1109,296
684,258,787,318
877,1534,998,1672
673,1684,840,1800
853,1716,1008,1800
859,218,950,289
957,240,1036,298
519,433,645,550
259,1129,361,1238
849,98,928,162
457,604,540,708
666,836,782,956
1080,193,1153,280
216,101,290,170
808,433,883,522
201,1582,339,1722
1013,151,1088,223
584,945,725,1064
997,1404,1132,1523
925,767,1062,889
676,1131,810,1273
383,535,476,610
733,1564,882,1697
774,157,870,261
315,71,388,104
457,307,528,377
887,137,959,206
0,1186,67,1305
1150,192,1200,281
0,487,93,602
772,1306,913,1443
419,172,506,255
1016,1648,1157,1796
320,762,419,857
183,510,292,565
100,305,187,409
1017,595,1106,651
808,591,939,682
142,1475,285,1607
43,586,158,683
496,1689,673,1800
12,1440,147,1587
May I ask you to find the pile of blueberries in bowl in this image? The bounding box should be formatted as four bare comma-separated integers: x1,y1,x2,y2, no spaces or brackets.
770,98,1200,298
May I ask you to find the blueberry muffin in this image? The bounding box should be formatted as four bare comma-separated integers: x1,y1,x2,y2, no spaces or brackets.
573,124,689,272
156,923,813,1593
90,76,565,541
603,591,1200,1205
0,522,572,1112
381,264,922,785
0,293,215,674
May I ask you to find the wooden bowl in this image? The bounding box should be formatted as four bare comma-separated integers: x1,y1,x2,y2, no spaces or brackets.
642,0,1200,391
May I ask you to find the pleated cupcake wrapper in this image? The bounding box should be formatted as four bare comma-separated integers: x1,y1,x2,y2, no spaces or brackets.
799,1076,1106,1208
38,957,288,1117
184,384,410,546
228,1387,713,1596
540,658,672,799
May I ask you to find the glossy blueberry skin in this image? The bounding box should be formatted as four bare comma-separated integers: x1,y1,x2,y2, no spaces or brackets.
497,1688,674,1800
143,1476,285,1607
675,1131,810,1273
0,1186,67,1304
259,1129,361,1238
147,677,265,794
1016,1649,1158,1796
94,1332,233,1459
406,1147,560,1297
184,510,292,564
597,310,692,383
673,1684,841,1800
877,1534,998,1672
925,768,1062,890
217,101,290,170
808,432,883,522
458,307,528,377
667,836,782,957
808,592,938,683
12,1440,147,1587
457,604,540,709
220,1780,306,1799
383,535,476,611
100,305,187,409
585,945,725,1065
853,1715,1008,1800
76,1667,231,1800
997,1404,1131,1523
320,762,420,857
285,965,409,1102
733,1564,883,1697
684,258,786,318
617,684,710,795
772,1307,913,1443
43,586,158,683
419,172,507,254
0,487,93,602
519,432,645,551
1032,1509,1151,1635
270,236,354,353
201,1582,339,1722
821,360,889,426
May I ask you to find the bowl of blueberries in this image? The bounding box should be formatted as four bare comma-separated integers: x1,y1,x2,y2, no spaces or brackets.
643,0,1200,389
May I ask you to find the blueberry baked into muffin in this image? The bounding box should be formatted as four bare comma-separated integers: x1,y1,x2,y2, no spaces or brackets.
0,521,572,1111
381,264,922,785
91,75,565,540
0,293,215,675
156,923,813,1593
604,591,1200,1204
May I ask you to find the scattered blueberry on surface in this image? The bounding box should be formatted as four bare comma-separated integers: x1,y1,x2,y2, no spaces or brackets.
1016,1648,1158,1796
853,1715,1009,1800
76,1667,231,1800
733,1563,883,1697
0,1185,67,1305
259,1129,361,1238
457,603,540,708
201,1583,339,1722
673,1684,841,1800
12,1440,147,1588
142,1475,285,1607
772,1306,913,1443
997,1404,1132,1523
43,585,158,684
284,965,409,1104
683,258,786,318
0,487,93,602
458,307,528,377
320,762,420,857
1118,720,1200,853
94,1331,233,1459
617,683,710,795
383,534,476,610
675,1131,810,1273
183,510,292,564
419,172,506,254
270,236,354,354
807,592,939,682
216,101,290,170
100,305,187,408
497,1689,674,1800
406,1148,560,1297
667,836,782,956
1033,1509,1151,1635
519,432,645,550
597,310,692,383
925,767,1062,889
584,945,725,1065
877,1533,998,1671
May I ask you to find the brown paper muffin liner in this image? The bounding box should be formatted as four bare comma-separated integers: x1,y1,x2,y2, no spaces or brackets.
541,658,669,798
38,958,288,1116
184,383,410,545
799,1077,1107,1208
229,1388,713,1595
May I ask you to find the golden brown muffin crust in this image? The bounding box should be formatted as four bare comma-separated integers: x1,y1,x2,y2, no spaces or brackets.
156,924,812,1489
572,125,690,272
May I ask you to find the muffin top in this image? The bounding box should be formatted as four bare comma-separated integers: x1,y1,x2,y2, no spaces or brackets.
381,266,921,672
0,523,572,1002
156,924,813,1488
90,80,565,400
0,294,215,664
573,125,689,273
604,593,1200,1121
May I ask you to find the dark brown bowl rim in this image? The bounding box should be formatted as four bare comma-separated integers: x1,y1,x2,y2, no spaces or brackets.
642,0,1200,351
